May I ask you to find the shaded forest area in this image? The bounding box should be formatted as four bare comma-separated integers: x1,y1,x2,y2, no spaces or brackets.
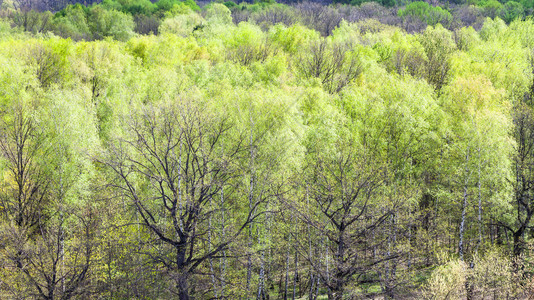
2,0,534,299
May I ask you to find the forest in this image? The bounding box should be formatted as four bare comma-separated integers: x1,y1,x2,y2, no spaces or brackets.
1,0,534,299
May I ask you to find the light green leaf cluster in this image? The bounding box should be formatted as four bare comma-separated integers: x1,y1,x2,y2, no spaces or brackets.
159,12,203,37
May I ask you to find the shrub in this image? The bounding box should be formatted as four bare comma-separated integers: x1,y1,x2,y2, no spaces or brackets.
424,249,527,300
423,259,468,299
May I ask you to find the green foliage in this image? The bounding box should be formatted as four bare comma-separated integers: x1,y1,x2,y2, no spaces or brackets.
268,23,319,54
498,1,525,23
521,0,533,10
101,0,123,11
418,24,457,92
204,3,233,24
51,3,136,41
479,17,507,41
0,19,18,37
347,0,395,8
116,0,157,15
479,0,503,18
159,0,200,14
156,0,180,11
223,1,237,9
159,12,203,36
52,4,92,40
184,0,201,11
126,34,207,67
398,1,453,26
453,26,480,51
0,54,37,108
89,6,135,41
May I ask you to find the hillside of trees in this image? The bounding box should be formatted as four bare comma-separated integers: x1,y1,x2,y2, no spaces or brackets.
1,0,534,299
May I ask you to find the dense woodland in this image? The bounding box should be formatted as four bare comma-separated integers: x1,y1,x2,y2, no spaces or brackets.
1,0,534,299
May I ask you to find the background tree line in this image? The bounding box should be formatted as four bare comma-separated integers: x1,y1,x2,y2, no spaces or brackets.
1,1,534,299
0,0,532,39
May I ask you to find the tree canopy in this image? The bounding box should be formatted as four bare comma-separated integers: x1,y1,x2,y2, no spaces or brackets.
1,0,534,299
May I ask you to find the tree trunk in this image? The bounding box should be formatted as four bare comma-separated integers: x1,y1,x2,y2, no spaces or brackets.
284,244,290,300
306,185,314,300
208,197,219,300
257,250,266,300
308,273,314,300
329,227,346,300
459,152,470,261
177,273,190,300
513,230,524,257
220,182,227,298
176,244,189,299
246,120,255,299
292,251,298,300
476,151,485,255
459,184,468,260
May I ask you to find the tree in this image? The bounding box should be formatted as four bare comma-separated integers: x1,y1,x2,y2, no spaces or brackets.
294,2,342,36
418,24,456,95
52,4,92,41
11,9,52,34
0,106,50,231
287,89,405,299
205,3,232,25
398,2,452,27
297,38,364,94
102,99,267,299
0,98,99,299
11,0,34,11
0,205,97,299
437,76,512,300
500,102,534,257
88,6,135,41
159,12,203,37
291,138,399,300
337,73,443,297
28,40,71,89
498,1,525,23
